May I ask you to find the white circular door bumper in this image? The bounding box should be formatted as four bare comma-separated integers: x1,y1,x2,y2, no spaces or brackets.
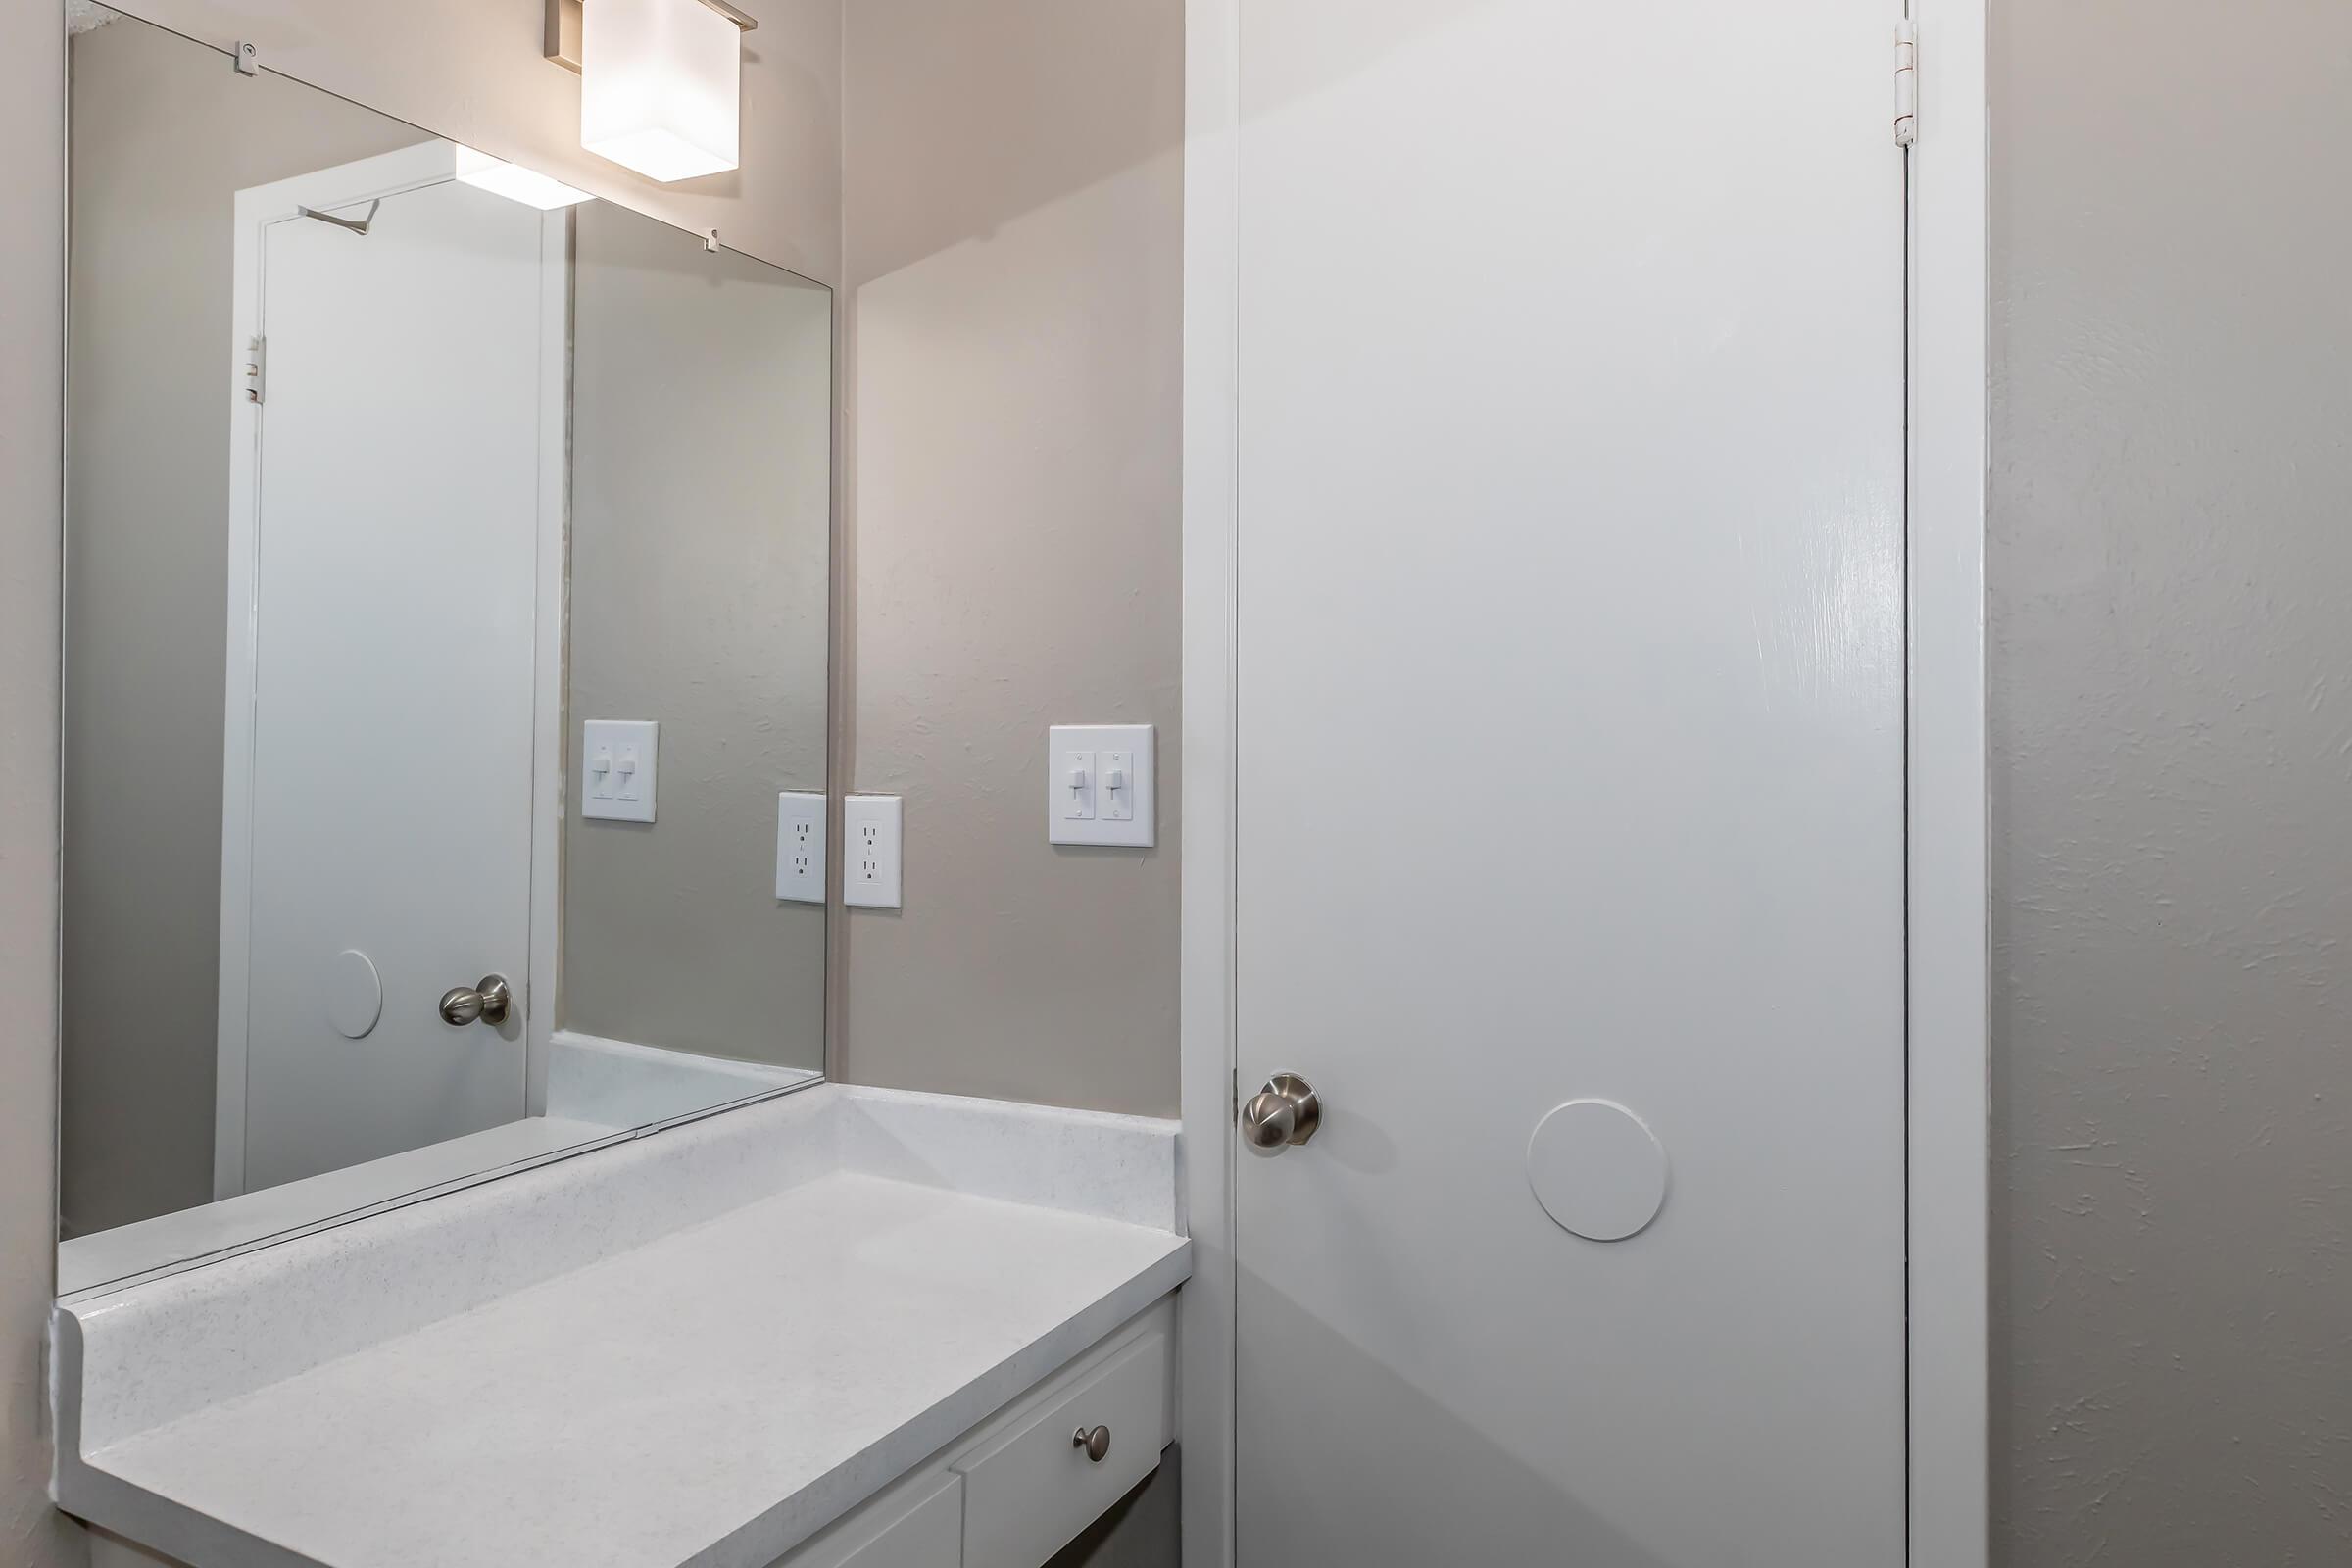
1527,1099,1669,1242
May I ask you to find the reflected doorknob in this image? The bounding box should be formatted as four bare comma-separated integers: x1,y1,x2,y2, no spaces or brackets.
437,974,513,1027
1241,1073,1320,1152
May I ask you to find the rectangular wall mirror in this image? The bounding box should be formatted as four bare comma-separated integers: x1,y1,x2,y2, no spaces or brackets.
58,4,833,1295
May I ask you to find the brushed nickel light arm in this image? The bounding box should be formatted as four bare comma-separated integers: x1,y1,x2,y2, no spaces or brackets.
543,0,756,74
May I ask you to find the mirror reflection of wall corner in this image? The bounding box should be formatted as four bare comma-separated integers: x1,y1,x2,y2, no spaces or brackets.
57,5,831,1294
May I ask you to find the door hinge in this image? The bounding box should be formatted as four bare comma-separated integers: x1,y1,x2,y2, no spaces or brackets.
1893,20,1918,147
243,335,266,406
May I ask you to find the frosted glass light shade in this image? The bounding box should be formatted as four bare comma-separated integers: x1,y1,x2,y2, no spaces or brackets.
579,0,741,183
453,147,595,209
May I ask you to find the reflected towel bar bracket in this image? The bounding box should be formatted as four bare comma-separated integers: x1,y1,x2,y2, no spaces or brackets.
296,200,381,236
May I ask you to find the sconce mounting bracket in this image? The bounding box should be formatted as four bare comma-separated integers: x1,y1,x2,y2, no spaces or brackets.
544,0,757,75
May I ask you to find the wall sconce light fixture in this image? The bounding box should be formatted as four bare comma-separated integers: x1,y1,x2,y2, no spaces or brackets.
546,0,756,184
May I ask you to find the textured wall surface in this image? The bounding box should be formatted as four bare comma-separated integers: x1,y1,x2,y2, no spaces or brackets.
840,0,1185,1117
60,16,420,1239
563,202,831,1070
1989,0,2352,1561
2,9,86,1567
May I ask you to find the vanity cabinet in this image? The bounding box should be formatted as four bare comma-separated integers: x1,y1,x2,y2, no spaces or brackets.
776,1303,1173,1568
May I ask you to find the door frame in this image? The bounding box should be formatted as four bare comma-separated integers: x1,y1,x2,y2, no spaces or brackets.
1173,2,1991,1564
213,143,570,1199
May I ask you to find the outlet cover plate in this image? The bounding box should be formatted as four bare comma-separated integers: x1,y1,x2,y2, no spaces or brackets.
844,795,903,908
1048,724,1154,847
776,791,826,904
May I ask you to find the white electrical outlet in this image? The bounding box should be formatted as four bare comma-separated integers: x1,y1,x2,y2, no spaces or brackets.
582,719,659,823
844,795,903,908
1047,725,1154,846
775,791,825,904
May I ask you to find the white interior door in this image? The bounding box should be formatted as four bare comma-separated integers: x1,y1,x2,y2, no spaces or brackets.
1231,1,1907,1563
226,167,557,1196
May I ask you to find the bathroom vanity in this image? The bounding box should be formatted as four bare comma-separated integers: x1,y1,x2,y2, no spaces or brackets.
55,1086,1190,1568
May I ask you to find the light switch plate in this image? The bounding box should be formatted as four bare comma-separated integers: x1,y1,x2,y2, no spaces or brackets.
582,720,658,823
776,791,826,904
844,795,903,908
1048,725,1154,846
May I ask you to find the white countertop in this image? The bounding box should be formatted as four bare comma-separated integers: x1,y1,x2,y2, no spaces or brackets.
53,1085,1189,1568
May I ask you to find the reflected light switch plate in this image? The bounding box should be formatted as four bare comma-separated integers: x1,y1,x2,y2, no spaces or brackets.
1048,725,1153,846
583,720,658,823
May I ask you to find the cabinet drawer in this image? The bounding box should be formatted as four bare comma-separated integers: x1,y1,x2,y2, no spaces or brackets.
778,1473,961,1568
953,1332,1167,1568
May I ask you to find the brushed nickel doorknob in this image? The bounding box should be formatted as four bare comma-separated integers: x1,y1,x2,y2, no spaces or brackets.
437,974,512,1027
1241,1072,1320,1152
1072,1424,1111,1463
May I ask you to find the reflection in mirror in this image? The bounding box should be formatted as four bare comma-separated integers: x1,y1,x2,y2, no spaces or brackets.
58,6,831,1294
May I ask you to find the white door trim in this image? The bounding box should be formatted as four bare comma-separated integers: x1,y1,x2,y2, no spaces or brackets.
214,142,569,1198
1172,0,1992,1562
1904,0,1991,1562
1175,0,1241,1558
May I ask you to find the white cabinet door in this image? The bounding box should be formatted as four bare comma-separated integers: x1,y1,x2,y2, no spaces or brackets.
1231,0,1908,1563
231,171,554,1193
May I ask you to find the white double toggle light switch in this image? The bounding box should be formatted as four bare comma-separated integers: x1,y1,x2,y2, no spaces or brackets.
1048,725,1153,846
583,720,658,823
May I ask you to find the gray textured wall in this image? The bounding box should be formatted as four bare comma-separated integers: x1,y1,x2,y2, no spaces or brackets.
562,200,831,1069
839,0,1184,1118
1989,0,2352,1561
60,16,420,1240
3,10,83,1568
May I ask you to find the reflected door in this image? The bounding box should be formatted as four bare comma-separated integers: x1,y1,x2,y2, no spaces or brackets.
1231,0,1907,1562
223,163,560,1196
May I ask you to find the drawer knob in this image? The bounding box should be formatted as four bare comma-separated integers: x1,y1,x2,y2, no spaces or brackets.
1071,1424,1111,1463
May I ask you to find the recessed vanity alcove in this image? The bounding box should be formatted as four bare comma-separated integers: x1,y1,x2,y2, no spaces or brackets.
47,10,1189,1566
